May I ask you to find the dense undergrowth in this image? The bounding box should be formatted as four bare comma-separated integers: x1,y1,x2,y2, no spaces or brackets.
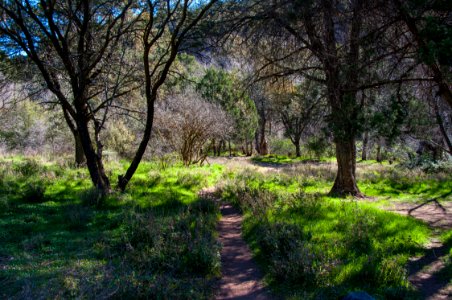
219,161,452,299
0,156,223,299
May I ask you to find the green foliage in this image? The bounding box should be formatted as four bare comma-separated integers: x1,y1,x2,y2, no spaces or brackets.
305,137,331,160
268,137,295,156
78,188,105,207
419,16,452,67
14,158,42,177
369,96,409,145
401,155,452,173
65,204,93,231
197,68,258,142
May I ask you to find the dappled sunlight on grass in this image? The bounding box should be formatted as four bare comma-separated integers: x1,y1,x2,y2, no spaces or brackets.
220,165,436,299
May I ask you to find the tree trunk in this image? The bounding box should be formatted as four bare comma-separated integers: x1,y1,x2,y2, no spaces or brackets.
211,139,216,156
228,140,232,157
434,99,452,154
294,140,301,157
255,117,268,155
376,140,383,163
247,141,253,156
330,137,362,196
118,96,155,191
76,117,110,192
361,131,369,161
74,132,86,166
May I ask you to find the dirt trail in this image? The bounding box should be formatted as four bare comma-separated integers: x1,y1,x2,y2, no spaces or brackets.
385,200,452,300
216,203,271,300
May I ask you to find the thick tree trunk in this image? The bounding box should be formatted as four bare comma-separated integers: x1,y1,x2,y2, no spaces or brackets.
361,131,369,161
247,141,253,156
330,137,362,196
74,132,86,166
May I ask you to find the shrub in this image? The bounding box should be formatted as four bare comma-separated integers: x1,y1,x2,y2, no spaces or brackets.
375,255,409,287
22,183,46,203
15,159,41,177
176,172,206,189
305,137,330,160
120,203,220,280
286,191,324,219
255,222,321,286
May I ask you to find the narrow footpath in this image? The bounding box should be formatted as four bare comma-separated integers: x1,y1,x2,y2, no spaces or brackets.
216,203,271,300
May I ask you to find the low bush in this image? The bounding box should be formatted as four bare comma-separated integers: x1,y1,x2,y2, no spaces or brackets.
21,183,46,203
255,222,321,286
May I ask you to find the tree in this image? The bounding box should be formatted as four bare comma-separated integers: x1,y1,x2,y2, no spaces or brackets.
0,0,137,191
236,0,430,196
196,67,258,156
155,90,232,165
392,0,452,110
274,79,325,157
117,0,219,191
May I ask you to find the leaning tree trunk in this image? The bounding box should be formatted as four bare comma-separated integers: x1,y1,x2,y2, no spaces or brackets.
330,136,362,196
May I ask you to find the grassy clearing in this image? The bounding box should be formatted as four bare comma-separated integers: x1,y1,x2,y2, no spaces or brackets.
0,156,223,299
219,164,442,299
245,158,452,203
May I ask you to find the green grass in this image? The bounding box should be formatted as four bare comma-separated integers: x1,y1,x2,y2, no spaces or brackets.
0,156,223,299
220,165,438,299
1,155,450,299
